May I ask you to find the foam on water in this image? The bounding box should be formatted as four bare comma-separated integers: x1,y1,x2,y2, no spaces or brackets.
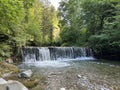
23,61,70,67
57,57,95,61
23,57,95,67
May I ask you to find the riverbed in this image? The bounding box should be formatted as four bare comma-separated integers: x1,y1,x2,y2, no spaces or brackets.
19,60,120,90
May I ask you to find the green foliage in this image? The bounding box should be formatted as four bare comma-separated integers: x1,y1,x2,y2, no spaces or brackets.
0,44,11,59
0,0,59,60
58,0,120,59
41,6,55,45
1,0,119,60
58,0,83,45
26,0,44,46
0,0,26,59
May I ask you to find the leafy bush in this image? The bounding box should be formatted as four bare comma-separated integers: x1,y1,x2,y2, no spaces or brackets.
0,43,11,60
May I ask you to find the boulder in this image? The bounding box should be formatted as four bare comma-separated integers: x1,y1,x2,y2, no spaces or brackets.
19,70,32,78
7,80,29,90
0,78,7,84
0,80,29,90
0,79,29,90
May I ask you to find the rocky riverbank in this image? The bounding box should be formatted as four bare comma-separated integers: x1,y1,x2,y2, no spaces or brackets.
0,62,47,90
1,60,120,90
20,60,120,90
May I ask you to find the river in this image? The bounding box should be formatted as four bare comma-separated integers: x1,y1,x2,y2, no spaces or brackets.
19,60,120,90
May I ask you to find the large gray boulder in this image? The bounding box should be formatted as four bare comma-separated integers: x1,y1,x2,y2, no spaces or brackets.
0,80,29,90
0,78,7,84
19,70,32,78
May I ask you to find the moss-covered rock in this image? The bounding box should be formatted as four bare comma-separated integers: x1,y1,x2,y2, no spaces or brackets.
22,75,47,89
0,62,47,90
31,84,45,90
4,73,47,90
22,79,39,88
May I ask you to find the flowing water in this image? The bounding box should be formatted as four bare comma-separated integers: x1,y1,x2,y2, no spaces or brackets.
21,47,94,62
20,47,120,90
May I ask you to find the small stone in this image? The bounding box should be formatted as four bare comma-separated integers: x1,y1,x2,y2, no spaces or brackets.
101,87,110,90
5,58,13,63
60,87,65,90
19,70,32,78
77,74,82,78
82,76,87,80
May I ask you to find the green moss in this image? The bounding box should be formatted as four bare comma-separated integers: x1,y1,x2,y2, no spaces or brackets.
31,84,44,90
0,62,20,76
22,79,39,88
30,75,47,90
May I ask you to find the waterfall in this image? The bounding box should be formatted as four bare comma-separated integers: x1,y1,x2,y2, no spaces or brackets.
22,47,94,62
38,47,50,61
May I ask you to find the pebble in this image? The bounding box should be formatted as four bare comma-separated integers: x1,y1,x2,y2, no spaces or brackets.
60,87,66,90
77,74,82,78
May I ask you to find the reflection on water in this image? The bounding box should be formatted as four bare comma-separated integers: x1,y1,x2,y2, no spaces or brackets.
19,60,120,90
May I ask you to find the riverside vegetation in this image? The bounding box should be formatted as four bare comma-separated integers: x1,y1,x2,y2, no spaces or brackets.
0,0,120,61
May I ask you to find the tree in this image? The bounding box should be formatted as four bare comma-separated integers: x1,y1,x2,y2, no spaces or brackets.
41,3,56,45
26,0,44,46
58,0,83,46
80,0,120,59
0,0,28,59
58,0,120,59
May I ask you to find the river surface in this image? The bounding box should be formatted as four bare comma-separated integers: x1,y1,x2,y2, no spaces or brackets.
19,60,120,90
